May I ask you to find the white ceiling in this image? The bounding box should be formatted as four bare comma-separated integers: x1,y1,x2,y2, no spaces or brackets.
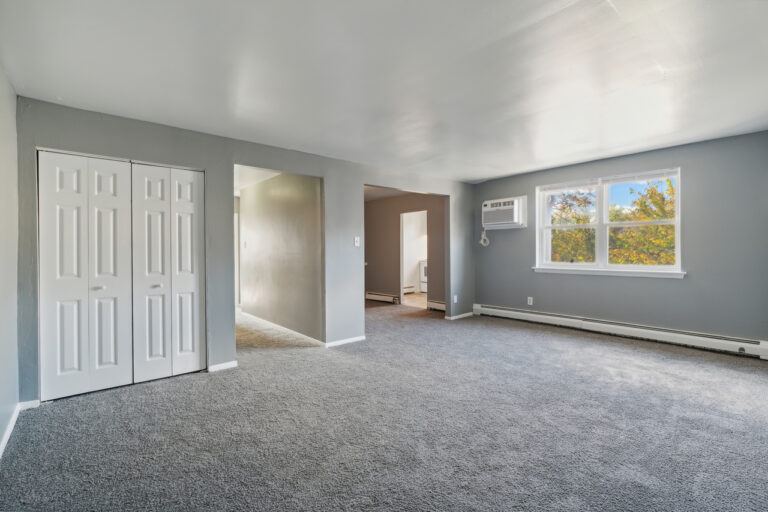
2,1,768,183
233,164,279,196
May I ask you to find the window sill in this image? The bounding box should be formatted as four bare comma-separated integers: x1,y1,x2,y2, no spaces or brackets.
532,267,686,279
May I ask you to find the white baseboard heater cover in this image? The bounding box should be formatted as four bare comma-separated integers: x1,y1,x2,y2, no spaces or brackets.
473,304,768,360
427,300,446,311
365,292,399,304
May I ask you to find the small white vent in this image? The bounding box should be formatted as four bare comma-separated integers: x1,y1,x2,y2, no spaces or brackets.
482,195,527,230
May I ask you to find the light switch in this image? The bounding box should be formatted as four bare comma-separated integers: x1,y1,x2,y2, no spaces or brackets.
354,236,361,247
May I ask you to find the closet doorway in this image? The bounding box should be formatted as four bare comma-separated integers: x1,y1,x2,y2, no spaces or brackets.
37,150,207,401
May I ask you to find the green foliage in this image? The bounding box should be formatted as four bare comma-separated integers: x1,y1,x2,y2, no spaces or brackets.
608,178,676,265
549,179,676,265
548,190,596,263
551,228,595,263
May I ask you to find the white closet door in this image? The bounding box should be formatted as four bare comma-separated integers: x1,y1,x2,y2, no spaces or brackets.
132,164,173,382
88,158,133,391
39,152,91,400
39,152,132,401
171,169,207,374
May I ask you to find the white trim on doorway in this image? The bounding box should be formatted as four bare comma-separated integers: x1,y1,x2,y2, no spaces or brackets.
208,360,239,372
445,312,474,321
19,400,40,411
326,336,366,347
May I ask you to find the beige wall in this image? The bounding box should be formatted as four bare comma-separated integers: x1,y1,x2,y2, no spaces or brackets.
239,174,325,341
364,193,447,304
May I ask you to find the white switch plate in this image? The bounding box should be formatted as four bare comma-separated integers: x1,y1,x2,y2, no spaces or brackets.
354,236,360,247
453,295,458,304
527,297,533,306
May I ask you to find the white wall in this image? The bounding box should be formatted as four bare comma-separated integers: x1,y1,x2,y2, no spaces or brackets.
402,210,427,292
0,63,19,456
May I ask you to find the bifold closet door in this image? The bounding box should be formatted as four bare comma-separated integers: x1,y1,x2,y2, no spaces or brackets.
170,168,207,375
39,152,133,401
132,164,173,382
133,164,206,382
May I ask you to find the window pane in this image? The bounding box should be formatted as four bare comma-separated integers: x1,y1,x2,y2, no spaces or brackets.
609,225,675,265
608,176,676,222
549,228,595,263
546,188,596,225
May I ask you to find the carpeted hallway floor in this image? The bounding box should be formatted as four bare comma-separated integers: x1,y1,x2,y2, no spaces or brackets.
2,303,768,511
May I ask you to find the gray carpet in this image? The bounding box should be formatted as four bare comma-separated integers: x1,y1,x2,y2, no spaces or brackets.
2,303,768,511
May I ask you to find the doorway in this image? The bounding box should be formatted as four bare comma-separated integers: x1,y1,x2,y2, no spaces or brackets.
233,164,325,345
400,210,428,309
363,185,447,313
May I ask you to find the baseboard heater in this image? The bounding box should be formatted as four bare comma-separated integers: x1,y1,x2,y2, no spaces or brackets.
365,292,399,304
427,300,446,312
473,304,768,360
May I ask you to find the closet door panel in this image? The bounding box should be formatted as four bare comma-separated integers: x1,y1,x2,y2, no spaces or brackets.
132,164,173,382
171,169,206,374
88,157,133,391
39,152,91,400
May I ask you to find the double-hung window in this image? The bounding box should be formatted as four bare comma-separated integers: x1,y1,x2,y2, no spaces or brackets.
535,168,682,278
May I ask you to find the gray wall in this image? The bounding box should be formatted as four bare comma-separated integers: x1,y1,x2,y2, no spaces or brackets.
0,65,19,436
16,98,475,400
474,131,768,340
364,193,447,304
240,174,324,341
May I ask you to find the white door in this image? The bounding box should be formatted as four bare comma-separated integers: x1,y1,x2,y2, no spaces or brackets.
171,168,206,375
39,152,133,401
132,164,206,381
88,157,134,391
132,164,173,382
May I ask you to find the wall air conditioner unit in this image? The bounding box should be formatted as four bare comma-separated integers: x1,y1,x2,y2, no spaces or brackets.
482,195,527,230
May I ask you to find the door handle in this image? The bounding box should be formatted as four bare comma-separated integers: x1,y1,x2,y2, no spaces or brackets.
151,283,164,289
92,285,106,291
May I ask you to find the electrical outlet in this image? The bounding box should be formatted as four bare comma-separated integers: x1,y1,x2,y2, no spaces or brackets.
453,295,458,304
527,297,533,306
354,236,360,247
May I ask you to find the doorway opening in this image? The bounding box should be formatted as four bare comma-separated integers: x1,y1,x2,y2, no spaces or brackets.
400,210,428,309
234,164,325,348
363,185,447,313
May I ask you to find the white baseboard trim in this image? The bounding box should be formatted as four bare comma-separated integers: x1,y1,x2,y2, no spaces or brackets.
238,311,324,345
0,403,21,461
18,400,40,411
427,301,446,311
326,336,365,347
208,360,238,372
365,292,398,304
474,304,768,359
445,312,474,321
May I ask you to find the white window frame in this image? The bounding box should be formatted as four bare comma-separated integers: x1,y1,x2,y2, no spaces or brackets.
534,168,684,279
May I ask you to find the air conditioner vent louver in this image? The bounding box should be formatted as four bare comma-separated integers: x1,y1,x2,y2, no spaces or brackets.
482,195,527,230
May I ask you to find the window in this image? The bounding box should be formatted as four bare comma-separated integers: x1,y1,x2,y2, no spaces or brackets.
535,168,682,278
